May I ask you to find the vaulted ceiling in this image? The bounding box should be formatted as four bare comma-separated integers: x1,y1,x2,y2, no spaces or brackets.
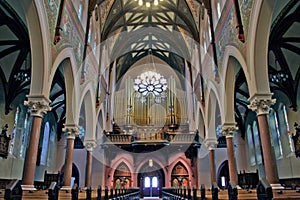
101,0,199,80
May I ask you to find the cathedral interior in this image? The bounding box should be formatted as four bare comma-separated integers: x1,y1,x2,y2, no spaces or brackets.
0,0,300,199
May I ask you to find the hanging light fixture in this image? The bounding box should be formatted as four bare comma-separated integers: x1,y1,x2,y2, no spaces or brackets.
135,0,163,7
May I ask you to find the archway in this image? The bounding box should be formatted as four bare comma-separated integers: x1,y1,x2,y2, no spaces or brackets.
138,161,165,198
113,162,131,188
171,162,189,188
217,160,229,189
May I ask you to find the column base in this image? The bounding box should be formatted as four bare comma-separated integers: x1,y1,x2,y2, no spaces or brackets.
60,186,72,191
21,185,37,191
270,183,285,190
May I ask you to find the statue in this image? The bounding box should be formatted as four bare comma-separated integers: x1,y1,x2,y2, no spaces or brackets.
1,124,8,136
0,124,11,159
292,122,300,158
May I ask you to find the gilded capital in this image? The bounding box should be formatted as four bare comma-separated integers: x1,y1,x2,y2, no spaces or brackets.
204,138,218,150
221,124,238,138
24,96,51,117
84,140,97,151
248,98,276,116
63,125,80,139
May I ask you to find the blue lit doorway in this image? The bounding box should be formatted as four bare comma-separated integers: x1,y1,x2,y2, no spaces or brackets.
138,162,164,198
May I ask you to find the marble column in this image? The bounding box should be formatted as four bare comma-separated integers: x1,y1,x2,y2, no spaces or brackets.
209,149,216,183
248,95,283,189
22,97,51,190
222,124,238,185
205,139,218,184
62,125,79,189
84,141,97,187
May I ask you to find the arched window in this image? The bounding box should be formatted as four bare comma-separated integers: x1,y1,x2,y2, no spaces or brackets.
217,1,221,18
9,107,19,156
20,112,31,159
268,108,283,159
253,121,262,164
152,177,158,187
144,177,150,188
246,125,256,166
40,122,50,165
282,105,294,153
78,1,83,20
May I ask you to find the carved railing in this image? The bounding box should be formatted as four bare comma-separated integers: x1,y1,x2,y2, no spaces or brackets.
104,134,133,144
104,131,200,146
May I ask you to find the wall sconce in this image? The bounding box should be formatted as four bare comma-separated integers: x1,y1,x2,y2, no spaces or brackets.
149,159,153,167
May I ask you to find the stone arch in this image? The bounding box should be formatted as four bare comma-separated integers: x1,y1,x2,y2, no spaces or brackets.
96,108,104,141
205,84,222,139
21,0,51,95
197,106,206,139
247,0,276,96
113,162,132,188
135,157,168,187
107,155,134,187
168,157,194,187
51,48,80,125
79,83,96,140
221,45,249,124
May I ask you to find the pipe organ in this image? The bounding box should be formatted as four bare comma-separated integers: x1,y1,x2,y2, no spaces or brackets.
113,76,188,130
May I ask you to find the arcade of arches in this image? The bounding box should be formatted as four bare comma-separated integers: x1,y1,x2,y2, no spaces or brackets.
0,0,300,197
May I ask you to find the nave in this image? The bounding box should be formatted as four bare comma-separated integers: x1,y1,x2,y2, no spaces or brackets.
1,180,300,200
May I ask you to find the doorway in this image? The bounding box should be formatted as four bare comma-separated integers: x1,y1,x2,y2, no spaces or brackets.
138,162,164,198
143,176,159,197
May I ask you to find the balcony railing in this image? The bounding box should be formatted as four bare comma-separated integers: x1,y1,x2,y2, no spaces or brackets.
103,131,200,146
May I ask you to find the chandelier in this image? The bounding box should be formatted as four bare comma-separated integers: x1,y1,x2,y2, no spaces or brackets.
135,0,163,7
133,71,167,103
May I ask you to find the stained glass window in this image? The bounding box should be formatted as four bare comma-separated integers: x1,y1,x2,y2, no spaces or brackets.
246,125,256,166
40,122,50,165
253,121,262,164
9,107,19,156
20,112,31,159
283,105,294,153
78,1,83,19
268,109,283,159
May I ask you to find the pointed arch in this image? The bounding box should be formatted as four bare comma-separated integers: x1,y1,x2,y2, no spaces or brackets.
79,82,96,140
221,45,249,125
205,84,222,139
107,155,134,186
51,48,80,125
247,0,275,96
21,0,51,95
167,156,194,187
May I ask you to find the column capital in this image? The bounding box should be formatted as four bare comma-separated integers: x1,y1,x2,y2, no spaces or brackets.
221,123,238,138
24,95,51,117
63,124,80,139
204,138,218,150
84,140,97,151
248,93,276,115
